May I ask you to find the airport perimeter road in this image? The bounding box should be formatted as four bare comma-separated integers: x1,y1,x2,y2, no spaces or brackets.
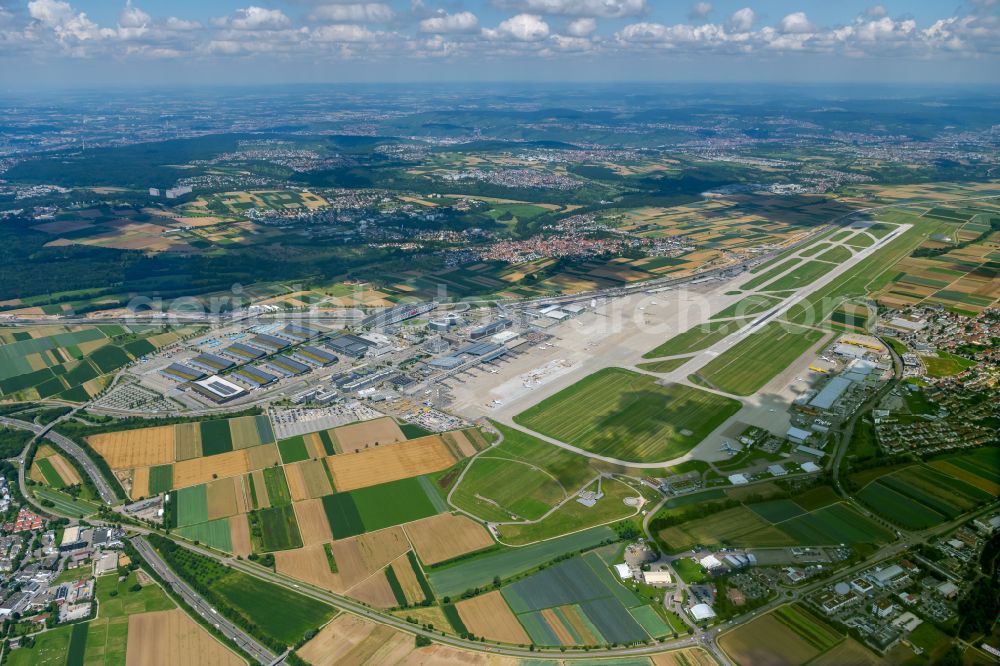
131,536,277,665
1,415,118,504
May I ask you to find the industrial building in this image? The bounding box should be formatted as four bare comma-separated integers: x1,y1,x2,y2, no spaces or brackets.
291,345,338,367
160,363,205,382
188,353,234,374
189,375,246,403
469,319,513,340
326,334,375,358
262,356,311,377
361,301,437,328
232,366,277,388
223,342,265,361
247,333,289,353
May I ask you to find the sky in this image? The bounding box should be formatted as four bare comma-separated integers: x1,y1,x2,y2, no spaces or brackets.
0,0,998,88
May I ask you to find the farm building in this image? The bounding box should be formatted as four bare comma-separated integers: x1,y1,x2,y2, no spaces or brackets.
767,464,787,477
614,563,632,580
727,473,749,485
190,375,246,403
801,461,821,473
643,570,673,586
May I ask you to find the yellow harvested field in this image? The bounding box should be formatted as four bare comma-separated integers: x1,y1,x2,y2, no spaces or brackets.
172,450,251,490
284,462,309,502
456,591,530,645
47,453,82,486
328,527,410,590
346,570,397,609
245,444,280,470
251,470,270,508
293,499,333,546
125,609,245,666
403,513,494,566
285,460,332,502
327,436,455,492
298,614,414,666
229,515,252,557
174,423,202,460
234,476,251,514
275,545,340,592
331,416,405,452
304,433,325,458
206,477,239,521
229,416,264,449
390,555,424,605
29,464,45,484
442,430,477,458
131,467,150,499
719,614,820,666
90,426,175,469
540,608,574,645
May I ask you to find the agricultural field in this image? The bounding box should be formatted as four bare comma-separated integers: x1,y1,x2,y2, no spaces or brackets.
320,476,441,539
30,445,81,489
656,490,892,552
0,324,190,402
855,458,995,529
514,367,741,463
325,434,457,491
402,513,495,566
692,322,828,395
448,423,595,522
427,526,616,598
499,552,669,646
720,604,846,666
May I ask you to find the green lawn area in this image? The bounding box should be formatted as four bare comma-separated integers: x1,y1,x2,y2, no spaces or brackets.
33,486,100,518
450,455,566,522
710,294,782,320
672,558,707,583
497,477,638,545
741,258,801,290
514,367,741,463
921,351,977,378
643,318,752,358
760,261,831,292
692,322,827,396
816,246,853,263
635,357,692,373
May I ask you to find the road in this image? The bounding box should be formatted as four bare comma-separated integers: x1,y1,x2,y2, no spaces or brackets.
131,536,277,664
2,415,118,504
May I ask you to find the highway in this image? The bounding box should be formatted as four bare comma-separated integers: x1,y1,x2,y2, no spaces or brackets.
131,536,277,664
3,414,118,504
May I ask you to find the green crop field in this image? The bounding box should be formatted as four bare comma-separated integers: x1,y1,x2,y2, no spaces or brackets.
321,476,440,538
35,458,66,488
450,455,566,522
213,570,332,645
277,436,309,464
693,322,827,395
148,464,173,494
256,504,302,551
427,526,616,597
176,517,233,552
629,605,671,638
672,558,708,583
514,368,741,463
501,553,649,645
199,419,233,456
775,502,893,544
760,261,831,292
175,484,209,527
262,466,291,506
643,318,752,358
711,294,782,319
748,499,806,523
32,487,100,518
772,605,841,652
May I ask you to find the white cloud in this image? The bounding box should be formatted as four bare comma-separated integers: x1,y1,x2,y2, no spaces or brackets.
689,2,713,21
310,4,395,24
549,33,594,51
118,2,150,30
778,12,814,34
419,11,479,34
213,6,290,31
865,5,888,19
727,7,755,32
495,0,645,19
484,13,549,41
28,0,107,42
566,17,596,37
312,23,381,42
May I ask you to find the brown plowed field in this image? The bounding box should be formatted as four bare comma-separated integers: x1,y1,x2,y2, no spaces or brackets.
206,477,239,521
90,426,175,469
346,570,396,609
125,609,244,666
229,515,252,557
293,499,333,546
456,591,530,645
326,436,455,492
403,513,494,566
331,416,405,452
